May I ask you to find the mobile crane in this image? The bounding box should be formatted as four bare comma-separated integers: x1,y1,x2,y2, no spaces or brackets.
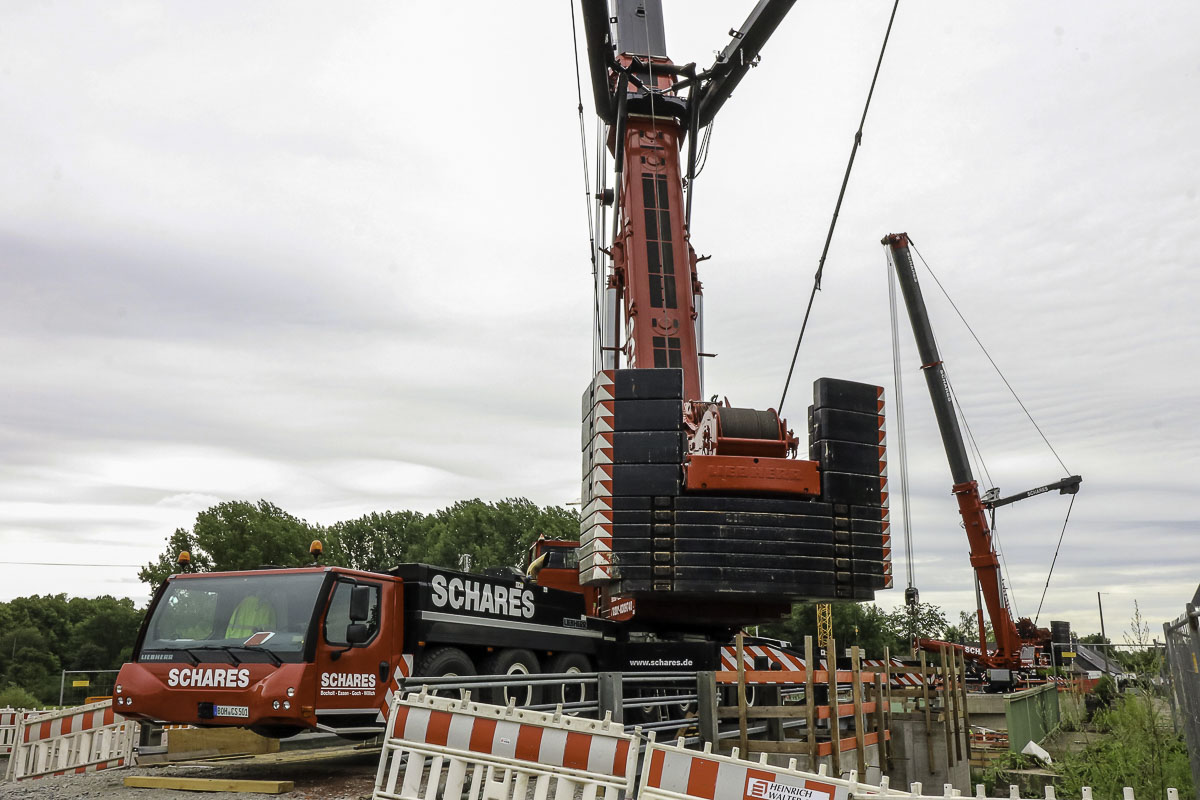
882,233,1081,686
113,1,894,738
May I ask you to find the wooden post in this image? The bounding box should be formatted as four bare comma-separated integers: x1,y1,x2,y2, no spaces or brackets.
940,646,955,767
948,647,963,761
920,650,934,770
805,635,817,769
827,637,841,777
883,646,893,770
958,649,972,762
737,631,749,757
874,673,887,772
851,646,866,776
697,670,719,746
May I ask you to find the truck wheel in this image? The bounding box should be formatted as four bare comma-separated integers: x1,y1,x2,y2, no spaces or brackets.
546,653,593,713
415,647,476,697
481,649,542,707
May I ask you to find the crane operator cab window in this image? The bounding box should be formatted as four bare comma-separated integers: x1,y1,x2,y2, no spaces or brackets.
323,580,380,647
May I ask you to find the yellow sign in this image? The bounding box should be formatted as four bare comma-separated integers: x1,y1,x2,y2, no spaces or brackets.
1061,651,1076,658
71,679,90,687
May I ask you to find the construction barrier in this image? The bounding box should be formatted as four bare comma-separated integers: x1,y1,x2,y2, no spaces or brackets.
3,700,138,782
372,688,638,800
0,708,18,756
1,707,54,756
637,737,911,800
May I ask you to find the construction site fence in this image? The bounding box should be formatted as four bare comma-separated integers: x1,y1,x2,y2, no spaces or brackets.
1003,682,1060,755
372,689,1181,800
0,707,55,757
1163,601,1200,794
2,699,137,783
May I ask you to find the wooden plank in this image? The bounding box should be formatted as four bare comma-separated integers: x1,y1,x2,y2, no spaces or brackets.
827,636,840,778
883,646,893,771
958,648,972,762
920,650,934,770
721,740,814,755
851,646,866,776
940,646,955,767
805,635,817,767
736,631,749,758
124,776,294,794
717,702,877,719
874,673,887,770
948,646,962,762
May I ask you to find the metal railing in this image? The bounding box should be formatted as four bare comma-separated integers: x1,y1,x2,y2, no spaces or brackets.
1163,602,1200,793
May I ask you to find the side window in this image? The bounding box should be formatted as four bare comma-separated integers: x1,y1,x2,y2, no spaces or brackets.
323,581,381,646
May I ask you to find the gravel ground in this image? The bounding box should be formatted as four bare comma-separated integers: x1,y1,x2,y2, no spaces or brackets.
0,745,379,799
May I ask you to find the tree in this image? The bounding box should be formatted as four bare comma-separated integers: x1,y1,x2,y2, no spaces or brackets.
944,609,994,645
325,510,430,573
140,500,323,587
412,498,579,570
882,602,950,648
763,602,907,659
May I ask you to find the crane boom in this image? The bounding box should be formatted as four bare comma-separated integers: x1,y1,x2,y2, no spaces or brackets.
882,233,1024,667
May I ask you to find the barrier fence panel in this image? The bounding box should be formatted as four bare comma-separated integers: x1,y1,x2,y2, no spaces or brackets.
3,700,138,783
1164,602,1200,794
0,708,18,756
714,635,898,778
639,736,910,800
372,688,638,800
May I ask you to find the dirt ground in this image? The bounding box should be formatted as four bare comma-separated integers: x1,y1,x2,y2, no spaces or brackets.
0,744,380,800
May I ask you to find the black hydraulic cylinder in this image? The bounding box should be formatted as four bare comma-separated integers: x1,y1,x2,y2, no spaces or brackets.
882,233,973,486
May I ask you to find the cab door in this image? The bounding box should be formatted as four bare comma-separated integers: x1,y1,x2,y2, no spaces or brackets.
312,577,393,733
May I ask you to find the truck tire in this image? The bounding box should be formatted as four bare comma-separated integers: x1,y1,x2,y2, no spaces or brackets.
415,646,476,697
481,649,542,707
546,652,593,713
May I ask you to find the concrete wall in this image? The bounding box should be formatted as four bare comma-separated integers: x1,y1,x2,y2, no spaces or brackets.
888,717,970,793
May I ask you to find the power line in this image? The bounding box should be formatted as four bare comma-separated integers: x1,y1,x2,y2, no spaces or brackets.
0,561,143,568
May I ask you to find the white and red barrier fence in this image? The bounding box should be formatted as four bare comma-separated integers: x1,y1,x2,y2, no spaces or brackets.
1,707,55,756
373,688,638,800
3,700,138,782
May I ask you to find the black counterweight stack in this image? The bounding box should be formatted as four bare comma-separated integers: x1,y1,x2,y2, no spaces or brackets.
579,369,892,612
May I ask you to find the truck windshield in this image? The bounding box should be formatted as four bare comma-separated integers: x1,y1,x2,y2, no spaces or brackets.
141,572,327,663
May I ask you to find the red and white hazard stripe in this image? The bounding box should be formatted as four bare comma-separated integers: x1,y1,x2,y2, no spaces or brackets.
7,700,137,782
374,690,638,800
639,739,851,800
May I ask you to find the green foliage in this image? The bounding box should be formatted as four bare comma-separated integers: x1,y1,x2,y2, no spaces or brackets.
944,609,994,645
0,683,40,709
1093,675,1117,707
881,601,950,649
139,500,321,588
979,752,1039,797
142,497,580,584
1056,692,1193,800
0,595,144,704
761,601,948,659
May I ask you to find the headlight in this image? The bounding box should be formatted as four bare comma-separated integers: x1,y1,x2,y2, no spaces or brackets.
272,700,281,710
115,684,123,694
283,701,291,710
286,687,295,697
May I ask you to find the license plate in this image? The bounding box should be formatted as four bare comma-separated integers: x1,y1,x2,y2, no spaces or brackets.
214,705,249,718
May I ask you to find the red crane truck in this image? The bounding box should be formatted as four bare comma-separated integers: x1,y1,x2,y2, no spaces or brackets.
115,0,893,736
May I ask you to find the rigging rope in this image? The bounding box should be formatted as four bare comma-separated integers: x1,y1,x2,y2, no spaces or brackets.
778,0,902,413
1034,492,1076,625
910,240,1071,474
886,250,917,591
569,1,604,374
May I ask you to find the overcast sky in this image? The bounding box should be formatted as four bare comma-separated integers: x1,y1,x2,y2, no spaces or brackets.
2,2,1196,642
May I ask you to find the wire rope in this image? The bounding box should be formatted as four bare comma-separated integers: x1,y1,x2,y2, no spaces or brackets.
885,250,916,591
1033,493,1076,625
778,0,902,413
909,241,1071,474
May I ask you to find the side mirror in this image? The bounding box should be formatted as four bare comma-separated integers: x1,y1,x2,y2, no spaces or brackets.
349,585,371,622
345,623,370,645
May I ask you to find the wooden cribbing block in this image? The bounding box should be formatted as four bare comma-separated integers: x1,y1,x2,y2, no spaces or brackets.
124,776,294,794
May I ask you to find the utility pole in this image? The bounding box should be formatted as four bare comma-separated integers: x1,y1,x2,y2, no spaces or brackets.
1097,591,1111,679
